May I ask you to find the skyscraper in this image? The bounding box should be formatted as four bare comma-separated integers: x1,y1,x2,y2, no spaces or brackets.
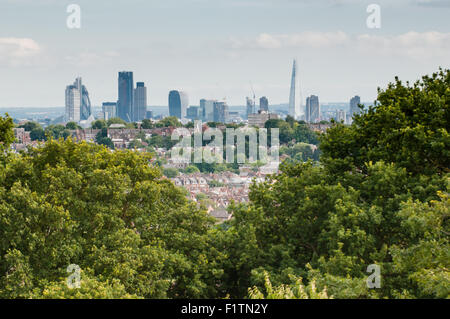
350,95,361,117
260,96,269,112
337,109,346,123
200,99,216,122
213,101,228,123
246,97,254,119
306,95,320,123
118,71,134,122
65,84,81,123
134,82,147,121
65,77,91,123
169,90,189,119
102,102,117,121
288,59,302,120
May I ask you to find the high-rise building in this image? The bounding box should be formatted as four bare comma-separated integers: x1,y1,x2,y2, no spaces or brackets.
65,77,91,123
337,109,346,123
213,101,228,123
288,59,302,120
200,99,216,122
118,71,134,122
246,97,254,119
102,102,117,121
260,96,269,112
350,95,361,117
65,84,81,123
169,90,189,119
134,82,147,122
306,95,320,123
187,106,200,120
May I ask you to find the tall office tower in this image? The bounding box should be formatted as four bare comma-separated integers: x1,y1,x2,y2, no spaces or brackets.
75,77,92,121
337,109,346,123
187,106,200,120
118,71,134,122
246,97,254,119
134,82,147,121
169,90,189,119
213,101,229,123
260,96,269,112
65,77,91,122
102,102,117,121
65,84,81,122
200,99,216,122
305,95,320,123
350,95,361,117
288,59,302,120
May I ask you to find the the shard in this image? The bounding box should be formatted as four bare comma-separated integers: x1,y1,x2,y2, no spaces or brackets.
288,59,302,120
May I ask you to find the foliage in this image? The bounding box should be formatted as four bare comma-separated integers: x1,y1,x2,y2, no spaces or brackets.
0,138,222,299
163,167,179,178
155,117,182,128
0,114,14,153
320,68,450,176
95,128,114,149
66,122,81,130
248,272,330,299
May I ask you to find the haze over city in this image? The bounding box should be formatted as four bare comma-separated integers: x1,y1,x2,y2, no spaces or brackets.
1,0,449,108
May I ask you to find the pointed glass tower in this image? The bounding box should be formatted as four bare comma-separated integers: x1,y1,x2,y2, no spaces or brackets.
288,59,302,120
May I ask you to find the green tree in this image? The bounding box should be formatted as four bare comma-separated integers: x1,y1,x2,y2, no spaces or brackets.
163,167,179,178
320,68,450,176
92,120,107,129
141,119,154,129
66,122,80,130
0,114,14,153
0,138,222,299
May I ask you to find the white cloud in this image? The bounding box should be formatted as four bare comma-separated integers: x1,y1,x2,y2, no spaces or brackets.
230,31,450,60
0,38,41,66
64,51,121,67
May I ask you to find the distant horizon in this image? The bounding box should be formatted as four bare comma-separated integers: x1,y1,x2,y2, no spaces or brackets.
1,1,448,108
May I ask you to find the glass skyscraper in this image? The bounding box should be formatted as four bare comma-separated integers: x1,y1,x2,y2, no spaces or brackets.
118,71,134,122
305,95,320,123
134,82,147,122
289,59,302,120
169,90,189,119
65,77,91,123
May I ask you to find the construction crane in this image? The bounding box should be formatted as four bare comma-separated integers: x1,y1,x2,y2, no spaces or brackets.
250,82,256,114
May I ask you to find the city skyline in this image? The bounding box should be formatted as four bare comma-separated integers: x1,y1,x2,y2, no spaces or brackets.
1,0,449,108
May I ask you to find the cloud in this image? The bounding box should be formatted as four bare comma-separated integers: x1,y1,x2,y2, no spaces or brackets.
230,31,350,50
0,38,41,66
64,51,121,67
229,31,450,60
413,0,450,7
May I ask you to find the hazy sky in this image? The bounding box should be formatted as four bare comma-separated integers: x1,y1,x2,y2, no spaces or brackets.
0,0,449,107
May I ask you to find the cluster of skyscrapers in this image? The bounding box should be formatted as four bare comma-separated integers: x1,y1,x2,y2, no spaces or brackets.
115,71,148,122
64,62,362,126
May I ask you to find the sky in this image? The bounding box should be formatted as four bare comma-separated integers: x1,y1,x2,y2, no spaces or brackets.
0,0,449,107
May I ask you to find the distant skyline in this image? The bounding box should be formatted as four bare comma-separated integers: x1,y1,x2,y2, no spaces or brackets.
1,0,449,108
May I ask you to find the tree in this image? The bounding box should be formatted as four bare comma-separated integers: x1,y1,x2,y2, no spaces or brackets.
0,114,14,153
163,167,179,178
155,116,182,128
18,121,40,132
320,68,450,176
95,128,114,149
0,138,222,299
30,128,45,141
184,165,200,174
91,120,107,130
221,69,449,299
141,119,154,129
66,122,80,130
